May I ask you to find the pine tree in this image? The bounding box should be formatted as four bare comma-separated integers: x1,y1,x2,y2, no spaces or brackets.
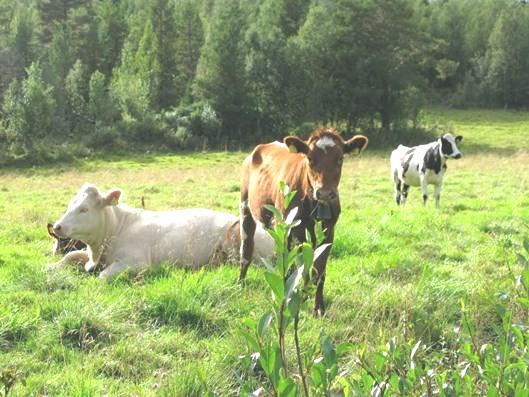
65,59,88,131
88,70,114,126
194,0,249,142
174,0,204,104
43,26,75,133
245,0,291,135
8,5,36,80
94,0,126,78
1,62,55,159
150,0,178,109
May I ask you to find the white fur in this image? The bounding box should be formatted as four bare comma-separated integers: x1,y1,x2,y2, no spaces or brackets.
390,134,462,207
315,136,336,151
49,184,274,278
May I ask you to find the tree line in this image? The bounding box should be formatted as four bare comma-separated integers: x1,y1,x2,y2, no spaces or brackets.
0,0,528,164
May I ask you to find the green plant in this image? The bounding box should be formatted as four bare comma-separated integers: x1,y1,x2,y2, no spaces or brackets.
238,182,349,396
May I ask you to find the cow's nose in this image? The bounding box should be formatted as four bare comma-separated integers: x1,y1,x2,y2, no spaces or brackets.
316,189,336,201
53,224,62,233
454,153,462,159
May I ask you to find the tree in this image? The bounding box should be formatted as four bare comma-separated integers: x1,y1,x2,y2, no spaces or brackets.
1,62,55,160
88,70,114,127
65,59,88,132
37,0,87,44
94,0,126,78
245,0,298,135
483,4,529,107
43,26,75,133
149,0,178,109
8,5,36,80
174,0,204,104
193,0,249,142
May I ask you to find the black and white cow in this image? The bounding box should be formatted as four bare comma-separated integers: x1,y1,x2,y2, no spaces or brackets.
390,133,463,208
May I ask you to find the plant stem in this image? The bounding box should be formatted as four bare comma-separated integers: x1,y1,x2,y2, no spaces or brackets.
279,300,288,377
294,315,310,397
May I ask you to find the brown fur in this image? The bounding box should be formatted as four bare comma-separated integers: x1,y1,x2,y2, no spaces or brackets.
239,128,368,315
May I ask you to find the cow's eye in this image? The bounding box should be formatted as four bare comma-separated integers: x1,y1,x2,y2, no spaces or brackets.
79,207,88,213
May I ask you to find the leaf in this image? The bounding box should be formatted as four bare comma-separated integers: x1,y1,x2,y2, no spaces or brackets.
410,340,421,362
278,377,298,397
287,293,302,317
286,247,299,268
336,342,353,357
238,329,259,353
285,206,298,226
320,333,337,366
516,253,528,267
310,361,326,388
265,271,284,301
260,343,282,388
524,238,529,255
261,257,276,272
314,243,332,263
264,204,283,223
301,242,314,268
521,267,529,290
257,312,274,338
285,265,304,300
517,297,529,309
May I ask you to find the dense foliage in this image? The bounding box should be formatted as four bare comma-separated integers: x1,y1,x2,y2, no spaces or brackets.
0,0,529,163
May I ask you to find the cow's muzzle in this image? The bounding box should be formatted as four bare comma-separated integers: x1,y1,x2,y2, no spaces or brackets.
315,189,337,202
53,223,68,238
454,153,462,159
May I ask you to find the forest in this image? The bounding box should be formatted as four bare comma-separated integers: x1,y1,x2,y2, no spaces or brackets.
0,0,528,164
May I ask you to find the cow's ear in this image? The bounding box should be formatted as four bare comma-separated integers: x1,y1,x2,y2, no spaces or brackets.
81,183,99,196
455,135,463,143
344,135,368,154
284,136,310,154
47,223,58,238
103,189,121,206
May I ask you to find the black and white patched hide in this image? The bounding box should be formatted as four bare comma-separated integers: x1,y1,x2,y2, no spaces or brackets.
390,133,463,207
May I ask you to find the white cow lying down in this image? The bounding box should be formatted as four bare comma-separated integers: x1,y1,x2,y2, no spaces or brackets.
48,183,274,279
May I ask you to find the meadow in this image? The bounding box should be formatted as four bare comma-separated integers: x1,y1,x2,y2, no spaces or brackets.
0,108,528,396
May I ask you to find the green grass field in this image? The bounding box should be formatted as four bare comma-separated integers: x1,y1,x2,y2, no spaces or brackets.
0,108,528,395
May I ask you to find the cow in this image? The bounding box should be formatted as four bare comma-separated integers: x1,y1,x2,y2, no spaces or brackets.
47,223,87,255
48,183,274,279
391,133,463,208
238,128,368,315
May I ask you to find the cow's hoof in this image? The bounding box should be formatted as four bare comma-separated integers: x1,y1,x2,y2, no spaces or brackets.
45,263,58,272
84,261,96,272
312,306,325,317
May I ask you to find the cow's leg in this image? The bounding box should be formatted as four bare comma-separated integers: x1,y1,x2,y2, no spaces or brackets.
401,184,410,205
394,180,402,205
420,175,428,206
46,249,90,272
434,183,442,208
99,262,133,280
239,200,256,282
312,223,335,316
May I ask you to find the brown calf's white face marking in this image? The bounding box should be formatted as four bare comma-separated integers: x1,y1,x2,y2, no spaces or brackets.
285,130,368,202
315,136,336,153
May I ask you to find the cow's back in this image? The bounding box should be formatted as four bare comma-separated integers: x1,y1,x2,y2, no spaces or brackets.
107,207,237,268
242,141,308,221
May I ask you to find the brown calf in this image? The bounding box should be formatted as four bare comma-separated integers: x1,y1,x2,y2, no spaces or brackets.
239,128,368,315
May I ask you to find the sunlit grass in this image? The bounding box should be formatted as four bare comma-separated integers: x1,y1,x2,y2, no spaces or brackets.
0,109,528,395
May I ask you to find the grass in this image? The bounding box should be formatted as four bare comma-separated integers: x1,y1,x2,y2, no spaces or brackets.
0,108,528,395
